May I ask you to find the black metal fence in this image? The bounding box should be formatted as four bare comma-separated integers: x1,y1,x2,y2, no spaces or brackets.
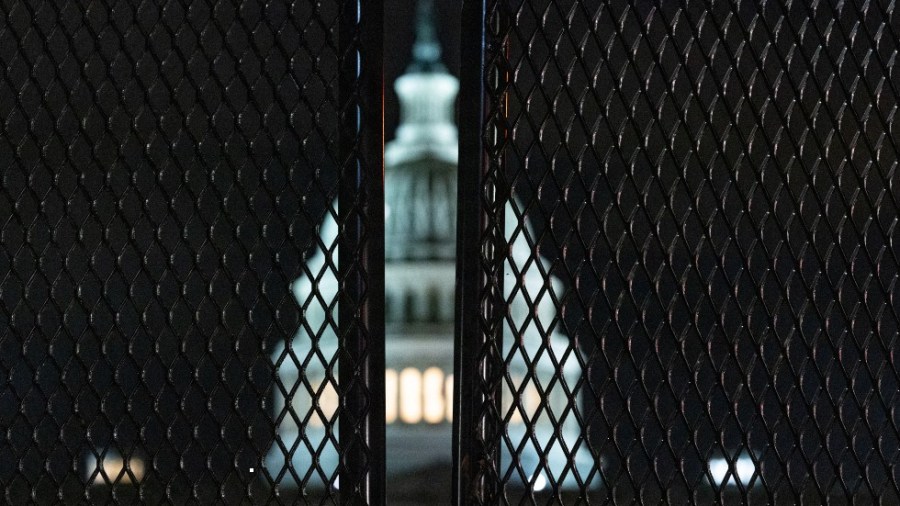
454,0,900,504
0,1,382,504
4,0,900,505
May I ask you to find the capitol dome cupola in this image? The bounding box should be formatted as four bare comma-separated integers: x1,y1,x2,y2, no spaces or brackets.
385,0,458,262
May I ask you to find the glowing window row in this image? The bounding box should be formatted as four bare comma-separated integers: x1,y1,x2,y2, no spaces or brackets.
305,371,545,427
385,367,453,424
305,368,452,427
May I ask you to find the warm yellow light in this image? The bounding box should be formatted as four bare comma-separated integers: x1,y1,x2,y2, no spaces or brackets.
399,367,422,423
445,374,454,422
506,375,523,424
89,455,145,486
310,380,323,427
312,379,339,427
385,368,399,423
525,381,541,420
423,367,445,424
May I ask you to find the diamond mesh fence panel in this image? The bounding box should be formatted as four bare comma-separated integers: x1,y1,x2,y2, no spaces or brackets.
455,0,900,504
0,1,382,504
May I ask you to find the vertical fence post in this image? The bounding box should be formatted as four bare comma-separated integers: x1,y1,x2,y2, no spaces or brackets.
338,0,384,503
454,0,508,503
453,0,488,501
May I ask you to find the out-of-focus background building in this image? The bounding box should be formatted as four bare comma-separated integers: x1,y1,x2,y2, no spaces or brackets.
266,2,595,501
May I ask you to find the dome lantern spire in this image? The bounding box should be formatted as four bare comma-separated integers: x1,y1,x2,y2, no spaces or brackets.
410,0,443,72
385,0,458,169
384,0,459,260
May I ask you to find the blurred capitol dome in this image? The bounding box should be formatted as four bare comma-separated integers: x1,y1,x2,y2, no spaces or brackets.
266,0,593,492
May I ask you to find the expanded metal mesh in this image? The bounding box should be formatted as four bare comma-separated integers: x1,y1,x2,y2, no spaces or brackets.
0,1,382,504
456,1,900,504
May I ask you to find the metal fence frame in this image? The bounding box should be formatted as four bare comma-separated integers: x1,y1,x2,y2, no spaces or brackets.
0,0,384,503
453,0,900,504
5,0,900,504
454,0,507,503
337,0,385,502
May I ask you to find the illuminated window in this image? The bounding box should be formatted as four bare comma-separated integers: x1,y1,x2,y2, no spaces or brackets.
505,375,524,424
709,454,757,487
399,367,422,423
525,380,541,421
445,374,454,422
385,369,399,423
385,367,454,424
423,367,445,423
85,452,145,486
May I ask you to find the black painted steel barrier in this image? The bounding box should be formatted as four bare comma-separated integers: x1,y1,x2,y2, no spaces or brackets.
0,1,383,504
453,1,900,504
